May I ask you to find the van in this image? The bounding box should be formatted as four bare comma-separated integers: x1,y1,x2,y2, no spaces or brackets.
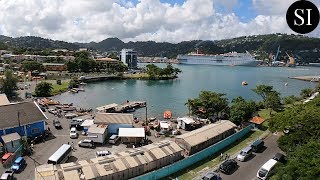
236,146,253,161
96,151,111,158
251,139,264,152
257,159,278,180
108,135,120,144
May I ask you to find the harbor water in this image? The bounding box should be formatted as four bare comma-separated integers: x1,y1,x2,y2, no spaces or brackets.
53,64,319,119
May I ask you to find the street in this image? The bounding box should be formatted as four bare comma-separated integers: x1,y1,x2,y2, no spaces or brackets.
219,133,282,180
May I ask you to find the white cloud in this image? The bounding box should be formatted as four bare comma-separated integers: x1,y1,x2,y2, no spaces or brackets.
0,0,318,43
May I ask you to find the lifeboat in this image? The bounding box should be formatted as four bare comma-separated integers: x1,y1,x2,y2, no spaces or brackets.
163,111,172,119
242,81,248,86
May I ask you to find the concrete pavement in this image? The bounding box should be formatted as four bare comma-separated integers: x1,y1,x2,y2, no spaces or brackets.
219,133,282,180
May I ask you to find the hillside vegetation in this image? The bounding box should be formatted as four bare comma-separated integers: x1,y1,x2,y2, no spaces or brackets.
1,34,320,63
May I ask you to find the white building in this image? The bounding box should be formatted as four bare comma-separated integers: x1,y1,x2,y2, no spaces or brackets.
120,49,137,68
87,124,108,143
177,117,195,130
118,128,145,143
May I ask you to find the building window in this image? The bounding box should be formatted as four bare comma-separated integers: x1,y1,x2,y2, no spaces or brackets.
32,128,40,134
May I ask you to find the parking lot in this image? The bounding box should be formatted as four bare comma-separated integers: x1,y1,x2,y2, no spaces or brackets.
196,133,282,180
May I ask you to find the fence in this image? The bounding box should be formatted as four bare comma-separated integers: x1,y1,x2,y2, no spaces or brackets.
2,144,23,170
134,125,253,180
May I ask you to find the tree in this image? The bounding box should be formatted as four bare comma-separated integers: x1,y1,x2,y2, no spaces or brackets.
0,70,18,98
34,82,53,97
230,96,257,125
300,88,313,98
66,61,78,72
283,95,299,105
265,91,282,114
21,60,44,72
185,91,228,118
252,85,274,107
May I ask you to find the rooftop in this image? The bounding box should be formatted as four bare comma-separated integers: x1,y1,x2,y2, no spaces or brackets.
177,117,195,124
1,132,21,143
0,101,47,129
118,128,145,138
175,120,236,147
250,116,265,125
0,94,10,106
88,124,108,134
94,113,133,124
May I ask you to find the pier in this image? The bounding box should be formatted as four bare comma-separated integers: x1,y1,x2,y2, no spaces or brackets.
289,76,320,82
96,101,146,113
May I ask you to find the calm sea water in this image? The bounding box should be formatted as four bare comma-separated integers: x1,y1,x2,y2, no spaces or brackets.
53,64,319,119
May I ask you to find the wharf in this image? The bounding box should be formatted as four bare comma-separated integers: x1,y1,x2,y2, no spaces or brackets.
289,76,320,82
96,101,146,113
79,75,121,82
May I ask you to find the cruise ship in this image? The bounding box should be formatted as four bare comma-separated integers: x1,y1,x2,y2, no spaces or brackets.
177,51,261,66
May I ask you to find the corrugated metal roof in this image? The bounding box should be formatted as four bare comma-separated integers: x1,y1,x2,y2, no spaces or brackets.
118,128,145,137
95,113,133,124
87,124,108,134
177,117,195,124
175,120,236,147
1,132,21,143
0,101,47,129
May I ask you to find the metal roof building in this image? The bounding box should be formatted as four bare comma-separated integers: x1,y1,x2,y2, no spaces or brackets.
35,140,183,180
94,113,134,124
175,120,236,155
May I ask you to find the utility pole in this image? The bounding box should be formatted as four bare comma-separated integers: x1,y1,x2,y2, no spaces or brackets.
145,102,148,125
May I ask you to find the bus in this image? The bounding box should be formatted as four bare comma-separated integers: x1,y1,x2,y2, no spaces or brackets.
47,144,72,165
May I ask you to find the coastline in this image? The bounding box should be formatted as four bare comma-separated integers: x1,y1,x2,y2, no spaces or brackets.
289,75,320,82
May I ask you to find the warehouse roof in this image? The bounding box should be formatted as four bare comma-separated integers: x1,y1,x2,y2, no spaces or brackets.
118,128,145,137
0,101,47,129
88,124,108,134
1,132,21,143
175,120,236,147
95,113,133,124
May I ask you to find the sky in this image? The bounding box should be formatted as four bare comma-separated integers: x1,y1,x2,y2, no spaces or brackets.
0,0,320,43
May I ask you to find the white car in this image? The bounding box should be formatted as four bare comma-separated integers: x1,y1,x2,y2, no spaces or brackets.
69,127,78,139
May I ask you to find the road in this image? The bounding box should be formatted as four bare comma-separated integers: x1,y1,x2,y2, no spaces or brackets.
219,133,282,180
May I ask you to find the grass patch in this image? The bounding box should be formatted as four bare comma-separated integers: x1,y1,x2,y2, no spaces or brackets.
51,81,69,95
167,130,265,180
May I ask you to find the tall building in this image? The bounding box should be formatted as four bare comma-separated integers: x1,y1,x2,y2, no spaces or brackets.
120,49,137,68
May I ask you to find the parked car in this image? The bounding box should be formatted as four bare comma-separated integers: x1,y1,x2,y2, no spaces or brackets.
108,135,120,144
69,127,78,139
0,170,14,180
1,153,14,164
273,153,286,163
237,146,253,161
78,139,95,148
251,139,264,152
10,157,26,173
96,151,111,158
53,119,62,129
257,159,278,180
202,171,221,180
219,159,237,174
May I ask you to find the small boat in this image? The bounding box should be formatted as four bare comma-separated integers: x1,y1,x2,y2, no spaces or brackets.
125,108,135,113
164,111,172,119
285,83,288,86
70,88,78,93
148,117,157,122
80,82,87,85
242,81,248,86
77,88,85,92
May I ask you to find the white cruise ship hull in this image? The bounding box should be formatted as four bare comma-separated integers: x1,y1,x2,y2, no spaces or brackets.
177,53,260,66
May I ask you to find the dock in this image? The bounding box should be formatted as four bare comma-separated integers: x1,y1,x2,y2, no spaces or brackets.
96,101,146,113
289,76,320,82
